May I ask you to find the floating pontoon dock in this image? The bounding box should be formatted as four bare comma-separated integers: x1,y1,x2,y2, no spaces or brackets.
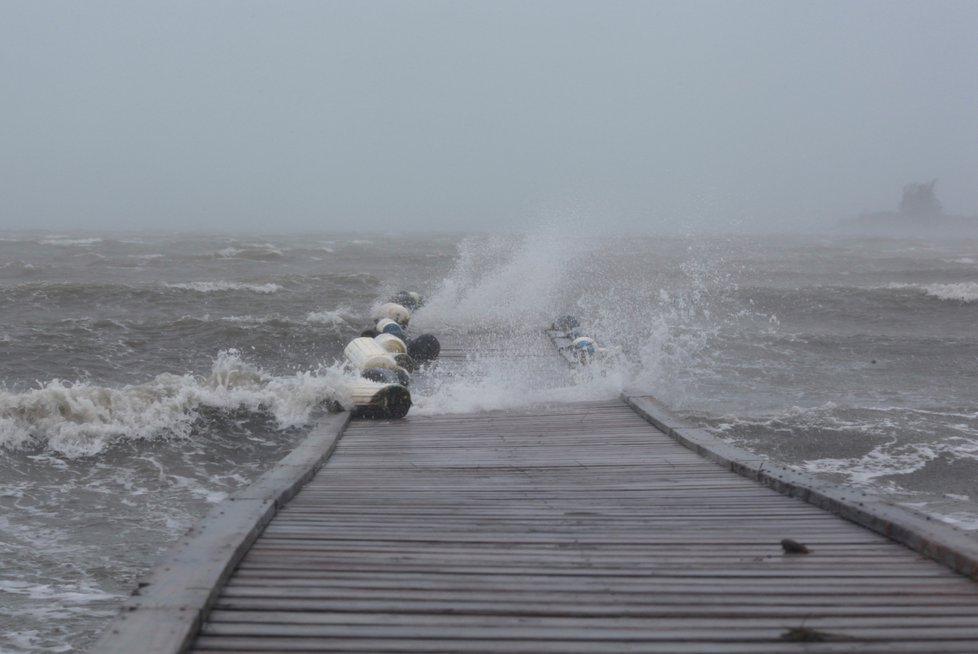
93,338,978,653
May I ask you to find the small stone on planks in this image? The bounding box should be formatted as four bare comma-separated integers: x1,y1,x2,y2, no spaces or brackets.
781,538,811,554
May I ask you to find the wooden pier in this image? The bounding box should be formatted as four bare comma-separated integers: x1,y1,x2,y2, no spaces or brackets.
93,346,978,652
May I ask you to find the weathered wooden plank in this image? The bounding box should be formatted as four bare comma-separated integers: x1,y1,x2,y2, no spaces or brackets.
199,621,978,640
123,364,978,653
239,533,946,550
209,596,978,617
213,586,978,607
205,611,978,629
241,546,936,567
189,635,978,653
222,579,975,596
223,573,977,592
247,540,900,553
229,557,955,583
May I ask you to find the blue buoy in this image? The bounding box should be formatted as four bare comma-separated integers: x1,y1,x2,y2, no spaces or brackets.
376,318,407,340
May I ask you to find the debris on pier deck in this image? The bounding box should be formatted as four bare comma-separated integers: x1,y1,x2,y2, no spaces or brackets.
183,399,978,654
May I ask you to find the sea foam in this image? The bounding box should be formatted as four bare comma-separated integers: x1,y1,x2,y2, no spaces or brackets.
0,351,353,457
306,307,357,326
165,281,282,294
888,282,978,303
918,282,978,303
39,237,103,247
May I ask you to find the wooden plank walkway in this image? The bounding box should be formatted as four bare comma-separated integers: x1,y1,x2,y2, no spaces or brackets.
186,399,978,653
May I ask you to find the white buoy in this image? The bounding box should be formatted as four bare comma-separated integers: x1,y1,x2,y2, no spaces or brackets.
374,333,407,354
344,337,402,372
375,302,411,327
349,380,412,419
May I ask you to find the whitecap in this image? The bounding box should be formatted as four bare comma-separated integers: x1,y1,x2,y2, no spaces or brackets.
306,308,355,325
221,315,288,325
165,281,282,294
885,281,978,303
801,433,978,486
918,282,978,303
0,351,354,457
39,237,102,247
215,244,284,259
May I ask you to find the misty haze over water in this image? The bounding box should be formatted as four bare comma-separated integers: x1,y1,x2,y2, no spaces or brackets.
2,1,977,233
1,1,978,652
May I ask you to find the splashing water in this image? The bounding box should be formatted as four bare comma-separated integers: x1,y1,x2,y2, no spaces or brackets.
411,229,748,413
418,230,592,330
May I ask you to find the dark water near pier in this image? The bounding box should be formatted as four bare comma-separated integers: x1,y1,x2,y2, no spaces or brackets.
1,229,977,652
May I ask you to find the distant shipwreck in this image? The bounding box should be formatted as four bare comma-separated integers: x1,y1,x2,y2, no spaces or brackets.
840,180,978,237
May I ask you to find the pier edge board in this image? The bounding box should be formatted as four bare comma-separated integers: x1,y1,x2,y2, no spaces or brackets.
622,390,978,581
87,411,351,654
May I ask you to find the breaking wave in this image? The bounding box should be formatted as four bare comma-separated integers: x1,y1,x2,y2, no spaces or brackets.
887,282,978,303
803,435,978,485
410,228,746,413
0,351,352,457
707,403,978,489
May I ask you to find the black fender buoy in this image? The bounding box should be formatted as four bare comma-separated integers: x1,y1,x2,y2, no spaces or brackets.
394,352,418,372
350,383,412,419
392,365,411,386
361,368,401,385
363,366,411,387
407,334,441,363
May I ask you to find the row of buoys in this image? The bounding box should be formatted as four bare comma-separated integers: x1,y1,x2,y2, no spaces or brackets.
551,314,602,365
343,291,441,419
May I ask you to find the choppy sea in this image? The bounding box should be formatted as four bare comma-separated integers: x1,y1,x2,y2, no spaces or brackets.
1,229,977,652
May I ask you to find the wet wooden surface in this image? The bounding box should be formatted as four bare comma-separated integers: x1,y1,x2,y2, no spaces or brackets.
189,399,978,653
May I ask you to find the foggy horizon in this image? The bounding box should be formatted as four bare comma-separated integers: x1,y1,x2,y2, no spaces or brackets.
2,0,977,234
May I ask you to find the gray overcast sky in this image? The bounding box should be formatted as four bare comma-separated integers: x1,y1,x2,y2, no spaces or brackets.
1,0,976,233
